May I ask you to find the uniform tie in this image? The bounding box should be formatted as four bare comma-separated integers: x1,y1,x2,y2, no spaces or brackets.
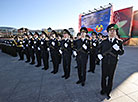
110,38,112,43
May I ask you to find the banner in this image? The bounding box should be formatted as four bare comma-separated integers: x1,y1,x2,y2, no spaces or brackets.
131,10,138,38
113,7,133,38
81,7,112,36
78,14,82,32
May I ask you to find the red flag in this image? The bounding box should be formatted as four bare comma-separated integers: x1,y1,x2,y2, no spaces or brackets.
113,7,133,38
78,14,82,32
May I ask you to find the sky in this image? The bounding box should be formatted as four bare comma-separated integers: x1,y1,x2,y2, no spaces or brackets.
0,0,138,32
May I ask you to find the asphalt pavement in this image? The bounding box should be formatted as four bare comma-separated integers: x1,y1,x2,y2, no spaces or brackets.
0,46,138,102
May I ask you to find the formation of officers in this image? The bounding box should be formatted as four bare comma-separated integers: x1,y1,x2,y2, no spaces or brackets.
10,24,124,99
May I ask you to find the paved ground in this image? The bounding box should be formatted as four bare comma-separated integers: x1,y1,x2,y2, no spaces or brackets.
0,46,138,102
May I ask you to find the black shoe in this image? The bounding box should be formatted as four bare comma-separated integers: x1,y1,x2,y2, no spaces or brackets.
51,71,54,73
96,63,100,65
88,70,92,72
75,66,78,68
42,68,48,70
100,90,106,95
53,72,57,74
106,93,111,99
76,80,81,84
61,75,65,78
18,59,23,61
65,76,69,79
35,65,41,67
25,60,30,63
92,71,95,73
81,82,85,86
42,68,45,70
30,62,35,65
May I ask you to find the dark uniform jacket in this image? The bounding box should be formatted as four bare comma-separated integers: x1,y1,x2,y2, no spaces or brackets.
16,40,23,48
40,38,49,52
97,38,124,64
74,38,90,54
33,38,41,52
89,39,99,54
60,39,72,55
22,39,28,49
49,38,60,54
28,38,34,49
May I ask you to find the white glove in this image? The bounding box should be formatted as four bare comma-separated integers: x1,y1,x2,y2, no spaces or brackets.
34,41,36,44
59,50,62,54
41,42,44,45
82,44,87,50
26,44,28,47
98,54,103,60
73,51,77,57
52,42,55,46
32,46,34,49
29,41,31,43
93,43,96,47
38,47,40,50
23,41,25,43
47,48,50,51
64,43,68,48
113,44,120,51
20,42,22,44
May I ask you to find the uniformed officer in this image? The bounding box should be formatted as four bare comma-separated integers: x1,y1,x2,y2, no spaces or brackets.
57,34,62,65
59,29,72,79
73,27,89,86
49,30,61,74
96,33,103,65
33,32,41,67
74,32,81,69
76,32,81,39
28,32,35,65
11,36,18,57
40,31,49,70
16,36,24,60
88,32,99,73
85,34,90,40
97,24,124,99
22,33,30,63
98,33,103,44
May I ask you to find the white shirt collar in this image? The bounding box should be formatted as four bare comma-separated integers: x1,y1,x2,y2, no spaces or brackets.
108,37,115,42
65,38,68,41
93,38,96,41
42,38,45,40
81,38,85,41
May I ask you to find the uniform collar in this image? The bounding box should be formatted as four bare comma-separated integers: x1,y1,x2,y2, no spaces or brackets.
93,38,96,41
65,38,68,41
81,38,85,41
41,38,45,40
108,37,115,43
